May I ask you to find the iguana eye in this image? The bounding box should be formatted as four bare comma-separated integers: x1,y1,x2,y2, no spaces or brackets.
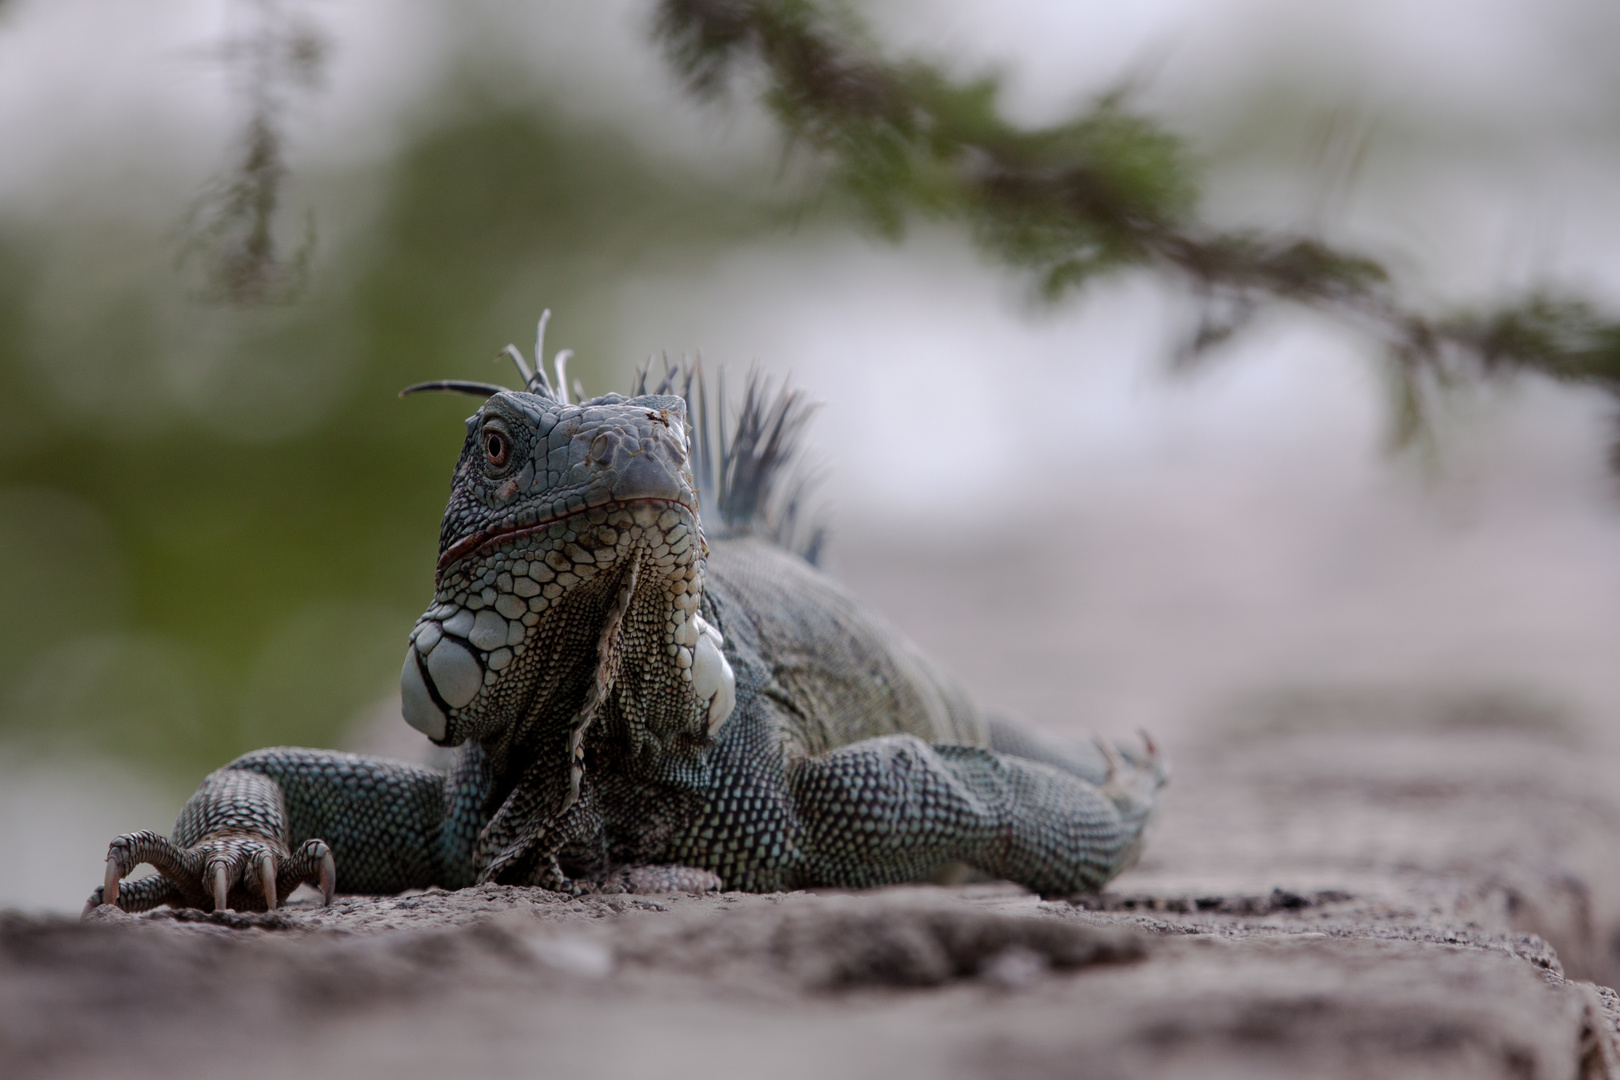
483,429,510,469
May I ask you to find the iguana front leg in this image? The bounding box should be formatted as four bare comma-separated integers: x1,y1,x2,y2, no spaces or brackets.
94,768,337,914
790,734,1166,895
90,747,486,913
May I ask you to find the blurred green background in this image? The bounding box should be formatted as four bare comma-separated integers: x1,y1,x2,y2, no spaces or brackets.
0,88,773,781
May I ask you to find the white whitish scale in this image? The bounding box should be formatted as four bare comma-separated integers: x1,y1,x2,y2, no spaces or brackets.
400,589,737,745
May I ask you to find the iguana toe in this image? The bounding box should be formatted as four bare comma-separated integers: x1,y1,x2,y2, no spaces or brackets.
564,864,722,895
83,875,182,918
614,864,723,894
282,838,336,905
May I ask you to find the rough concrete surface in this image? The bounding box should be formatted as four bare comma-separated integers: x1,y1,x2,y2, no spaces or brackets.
6,709,1619,1080
14,511,1620,1080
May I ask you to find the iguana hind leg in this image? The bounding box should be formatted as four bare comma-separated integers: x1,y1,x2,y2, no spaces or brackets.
790,733,1166,896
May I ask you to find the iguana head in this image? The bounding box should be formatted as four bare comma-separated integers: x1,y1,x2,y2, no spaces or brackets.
399,385,734,762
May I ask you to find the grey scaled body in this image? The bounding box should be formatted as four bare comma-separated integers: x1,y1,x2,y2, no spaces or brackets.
92,335,1166,912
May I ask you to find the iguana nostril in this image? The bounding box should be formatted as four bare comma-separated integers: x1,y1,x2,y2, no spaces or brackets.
589,432,616,464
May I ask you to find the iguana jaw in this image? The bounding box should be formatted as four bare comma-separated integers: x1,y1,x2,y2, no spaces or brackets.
434,497,696,578
403,498,713,747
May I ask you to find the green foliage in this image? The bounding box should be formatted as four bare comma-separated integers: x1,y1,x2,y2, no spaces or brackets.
659,0,1196,289
655,0,1620,454
1450,297,1620,389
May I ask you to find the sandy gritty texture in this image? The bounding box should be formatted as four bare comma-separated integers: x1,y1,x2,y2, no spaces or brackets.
2,709,1617,1080
15,510,1620,1080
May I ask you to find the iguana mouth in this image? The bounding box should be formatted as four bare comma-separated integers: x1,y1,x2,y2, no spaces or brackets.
436,496,699,578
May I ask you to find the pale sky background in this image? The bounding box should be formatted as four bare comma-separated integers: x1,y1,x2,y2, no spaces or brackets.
4,0,1620,910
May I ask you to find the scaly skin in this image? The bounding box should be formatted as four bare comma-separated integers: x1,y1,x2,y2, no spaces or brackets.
91,376,1166,913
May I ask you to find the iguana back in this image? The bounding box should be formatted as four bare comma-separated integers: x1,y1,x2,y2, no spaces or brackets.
706,536,986,759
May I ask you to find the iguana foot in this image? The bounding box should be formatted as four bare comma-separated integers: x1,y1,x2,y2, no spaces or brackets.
595,864,723,894
1092,731,1170,815
89,829,335,915
530,858,722,896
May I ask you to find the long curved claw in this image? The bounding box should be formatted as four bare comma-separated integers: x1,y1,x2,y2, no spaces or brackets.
104,855,122,908
319,847,335,906
1091,733,1126,784
258,852,279,911
282,838,336,906
212,863,230,913
1135,727,1171,785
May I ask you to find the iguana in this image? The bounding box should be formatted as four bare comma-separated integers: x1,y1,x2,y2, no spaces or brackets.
90,317,1167,913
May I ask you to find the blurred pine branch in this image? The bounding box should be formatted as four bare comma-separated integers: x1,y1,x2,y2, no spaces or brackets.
178,0,325,305
653,0,1620,456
